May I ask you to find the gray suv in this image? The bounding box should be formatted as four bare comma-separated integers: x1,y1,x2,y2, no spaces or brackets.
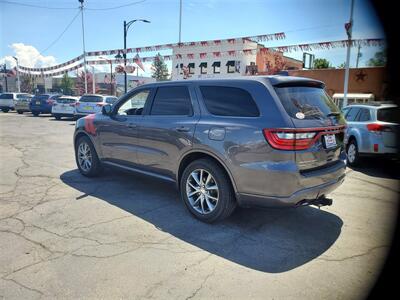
73,76,347,222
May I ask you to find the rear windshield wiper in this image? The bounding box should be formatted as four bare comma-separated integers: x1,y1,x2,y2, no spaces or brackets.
327,112,340,117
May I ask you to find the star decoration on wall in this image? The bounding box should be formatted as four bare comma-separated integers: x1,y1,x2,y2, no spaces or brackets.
355,70,367,82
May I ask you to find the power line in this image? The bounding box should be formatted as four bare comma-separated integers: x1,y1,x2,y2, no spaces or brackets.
0,0,78,10
85,0,146,11
1,0,147,11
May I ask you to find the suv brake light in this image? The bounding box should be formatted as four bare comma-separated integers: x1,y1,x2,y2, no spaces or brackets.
366,123,392,132
96,103,105,107
263,126,346,150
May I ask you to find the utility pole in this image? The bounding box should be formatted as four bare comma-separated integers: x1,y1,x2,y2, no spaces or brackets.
343,0,355,108
179,0,182,43
13,57,20,92
79,0,88,94
356,44,361,68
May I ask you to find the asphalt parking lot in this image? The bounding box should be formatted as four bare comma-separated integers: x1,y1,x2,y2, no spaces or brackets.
0,112,398,299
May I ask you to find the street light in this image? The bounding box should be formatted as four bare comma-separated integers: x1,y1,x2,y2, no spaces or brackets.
99,56,114,95
123,19,150,94
12,56,20,92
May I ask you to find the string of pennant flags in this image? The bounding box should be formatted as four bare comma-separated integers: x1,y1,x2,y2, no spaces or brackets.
17,37,385,78
18,32,286,73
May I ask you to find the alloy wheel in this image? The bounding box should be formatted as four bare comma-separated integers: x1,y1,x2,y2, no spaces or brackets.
186,169,219,214
78,142,92,172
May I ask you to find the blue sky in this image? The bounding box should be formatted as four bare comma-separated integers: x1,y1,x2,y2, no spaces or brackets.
0,0,385,74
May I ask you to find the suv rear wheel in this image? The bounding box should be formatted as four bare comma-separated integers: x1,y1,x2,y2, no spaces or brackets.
75,135,102,177
346,139,360,166
180,159,236,223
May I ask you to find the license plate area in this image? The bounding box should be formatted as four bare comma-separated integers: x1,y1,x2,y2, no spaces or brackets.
323,134,337,149
35,101,41,105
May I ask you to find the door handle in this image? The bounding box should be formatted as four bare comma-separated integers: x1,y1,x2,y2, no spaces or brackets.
175,126,190,132
128,123,137,128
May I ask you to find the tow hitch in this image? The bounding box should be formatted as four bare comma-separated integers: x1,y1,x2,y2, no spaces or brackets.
311,195,333,209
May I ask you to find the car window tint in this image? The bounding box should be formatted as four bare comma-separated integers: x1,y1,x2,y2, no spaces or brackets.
150,86,192,116
357,108,371,121
117,90,150,115
79,95,103,103
0,93,13,99
106,97,118,104
377,107,400,123
345,107,361,121
199,86,259,117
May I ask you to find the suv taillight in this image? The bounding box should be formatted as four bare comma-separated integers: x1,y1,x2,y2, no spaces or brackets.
263,126,346,150
46,99,55,105
366,123,392,132
96,103,105,107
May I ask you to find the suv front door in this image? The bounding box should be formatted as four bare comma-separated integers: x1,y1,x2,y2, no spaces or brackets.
136,85,200,179
98,88,153,167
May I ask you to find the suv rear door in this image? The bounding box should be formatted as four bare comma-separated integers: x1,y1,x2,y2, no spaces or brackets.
273,82,346,171
376,106,399,149
136,84,199,178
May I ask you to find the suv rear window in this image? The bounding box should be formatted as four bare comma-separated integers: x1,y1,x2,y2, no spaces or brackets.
275,86,340,120
105,97,118,104
199,86,259,117
0,93,13,99
57,98,76,104
377,107,399,123
79,95,103,103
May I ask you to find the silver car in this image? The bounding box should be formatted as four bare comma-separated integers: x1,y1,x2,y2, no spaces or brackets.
342,103,399,166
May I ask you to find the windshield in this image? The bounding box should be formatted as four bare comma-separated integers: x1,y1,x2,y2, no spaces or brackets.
377,107,399,123
275,86,341,120
79,95,103,103
0,93,13,99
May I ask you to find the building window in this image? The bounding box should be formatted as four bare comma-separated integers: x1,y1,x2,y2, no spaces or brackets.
226,60,235,73
188,63,195,74
212,62,220,74
199,62,207,74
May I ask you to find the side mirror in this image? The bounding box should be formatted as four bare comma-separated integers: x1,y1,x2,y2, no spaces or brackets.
102,104,112,116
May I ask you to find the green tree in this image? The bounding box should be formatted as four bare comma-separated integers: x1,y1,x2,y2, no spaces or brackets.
60,73,74,95
313,58,331,69
367,50,386,66
151,53,169,81
337,62,346,68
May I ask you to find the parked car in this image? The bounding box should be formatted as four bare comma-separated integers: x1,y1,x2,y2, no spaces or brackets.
29,94,62,116
0,92,32,112
342,103,399,166
74,94,118,118
52,96,79,120
74,76,347,222
14,94,34,114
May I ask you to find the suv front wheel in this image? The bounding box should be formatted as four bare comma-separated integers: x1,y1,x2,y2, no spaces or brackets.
75,135,102,177
180,159,236,223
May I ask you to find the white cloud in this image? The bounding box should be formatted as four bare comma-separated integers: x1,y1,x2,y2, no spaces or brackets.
0,43,57,68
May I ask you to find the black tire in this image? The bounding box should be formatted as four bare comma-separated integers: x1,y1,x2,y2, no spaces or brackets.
346,139,360,167
54,115,61,120
2,109,9,113
32,111,39,116
75,135,102,177
180,159,236,223
17,110,23,114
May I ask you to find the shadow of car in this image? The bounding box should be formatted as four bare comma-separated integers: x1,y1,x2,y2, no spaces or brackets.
60,169,343,273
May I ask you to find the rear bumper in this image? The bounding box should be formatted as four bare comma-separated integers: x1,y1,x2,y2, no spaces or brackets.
74,112,91,117
235,156,347,208
0,105,14,110
52,112,75,117
29,106,52,113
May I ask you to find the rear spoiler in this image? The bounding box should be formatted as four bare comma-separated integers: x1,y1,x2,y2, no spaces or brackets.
269,76,325,89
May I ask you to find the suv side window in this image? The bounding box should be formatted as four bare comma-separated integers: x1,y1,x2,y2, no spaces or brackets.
345,107,361,121
357,108,371,122
199,86,260,117
117,90,150,116
150,86,192,116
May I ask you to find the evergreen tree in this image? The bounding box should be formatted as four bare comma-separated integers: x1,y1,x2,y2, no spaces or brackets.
60,73,73,95
151,53,169,81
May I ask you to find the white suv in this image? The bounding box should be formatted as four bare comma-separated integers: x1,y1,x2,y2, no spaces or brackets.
74,94,118,118
0,92,32,113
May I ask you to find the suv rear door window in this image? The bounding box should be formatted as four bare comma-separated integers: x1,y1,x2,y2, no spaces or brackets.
199,86,259,117
79,95,103,103
357,108,371,121
377,107,399,123
274,86,340,120
345,107,361,121
150,86,192,116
